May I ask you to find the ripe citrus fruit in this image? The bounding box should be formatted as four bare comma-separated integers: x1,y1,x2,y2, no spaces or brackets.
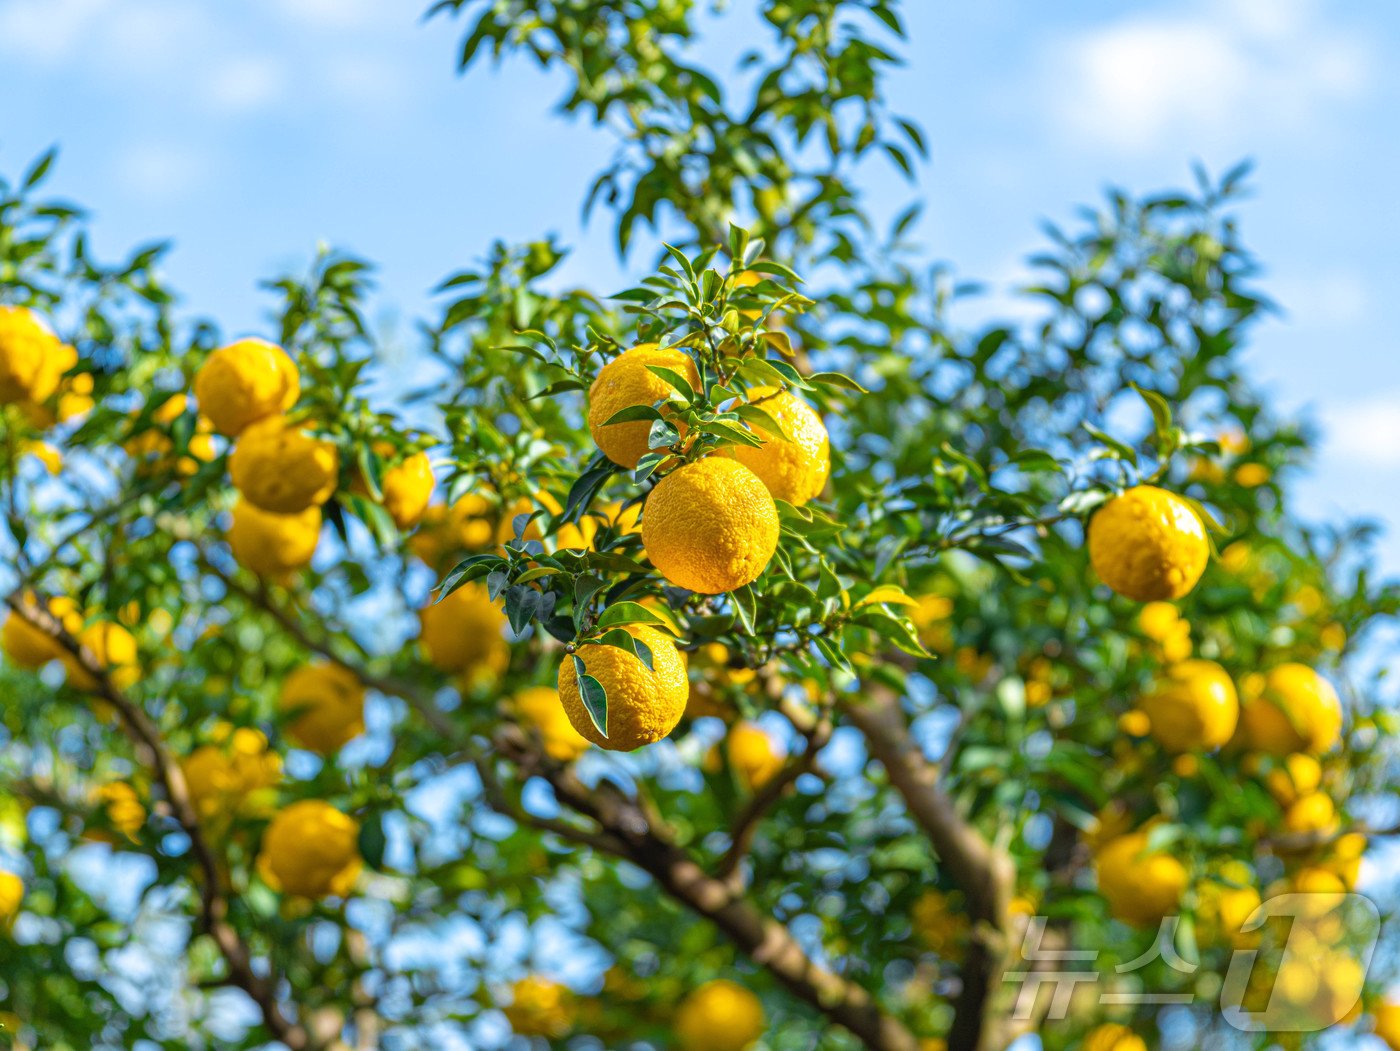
378,449,435,529
1196,863,1261,949
1373,1001,1400,1051
279,662,366,755
513,686,590,762
1238,663,1342,755
642,458,779,594
193,338,300,436
502,976,574,1038
0,870,22,933
1283,791,1338,835
1094,828,1188,928
229,415,340,513
2,593,82,669
674,979,765,1051
182,725,282,822
1265,753,1322,806
257,799,361,899
64,621,138,692
227,499,321,577
1138,659,1238,752
557,625,688,751
726,721,784,791
1087,485,1209,601
1081,1024,1147,1051
90,781,146,843
418,583,509,676
587,343,700,469
724,386,829,505
0,306,76,406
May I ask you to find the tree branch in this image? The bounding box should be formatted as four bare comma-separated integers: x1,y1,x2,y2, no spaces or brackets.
845,688,1015,1051
5,592,311,1050
493,725,921,1051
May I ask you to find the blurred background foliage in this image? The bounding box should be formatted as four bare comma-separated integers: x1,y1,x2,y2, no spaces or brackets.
0,2,1397,1051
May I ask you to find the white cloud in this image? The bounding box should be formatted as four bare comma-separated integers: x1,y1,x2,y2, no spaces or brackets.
207,56,286,113
1323,391,1400,469
275,0,381,30
1048,0,1373,155
1269,271,1370,327
0,0,113,64
115,143,204,199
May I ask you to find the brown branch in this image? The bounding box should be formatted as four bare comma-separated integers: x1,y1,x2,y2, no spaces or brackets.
715,711,832,888
845,688,1015,1051
5,592,311,1051
494,726,920,1051
210,562,917,1049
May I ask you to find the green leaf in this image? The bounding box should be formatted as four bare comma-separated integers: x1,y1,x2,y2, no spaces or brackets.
596,601,671,632
731,583,757,635
601,404,664,426
358,811,387,871
644,364,697,405
808,371,868,393
572,655,608,738
597,628,654,671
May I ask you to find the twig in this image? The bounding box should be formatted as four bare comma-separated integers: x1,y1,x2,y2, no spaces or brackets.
5,592,311,1050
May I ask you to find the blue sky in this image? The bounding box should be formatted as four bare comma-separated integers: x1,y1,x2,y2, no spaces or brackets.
2,0,1398,570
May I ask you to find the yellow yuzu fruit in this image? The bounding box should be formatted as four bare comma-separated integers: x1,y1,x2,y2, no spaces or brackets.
587,344,701,469
503,976,574,1038
257,799,361,898
1094,829,1188,928
675,979,765,1051
724,386,829,505
279,662,366,755
193,337,300,436
1265,753,1323,806
418,583,509,675
1238,663,1342,755
0,306,75,405
1081,1023,1147,1051
2,594,82,669
642,458,779,594
229,415,339,513
0,870,22,933
726,721,785,791
64,621,138,692
513,685,590,762
227,499,321,577
1087,485,1209,601
1138,659,1238,752
1373,1000,1400,1050
1283,792,1338,836
558,625,688,751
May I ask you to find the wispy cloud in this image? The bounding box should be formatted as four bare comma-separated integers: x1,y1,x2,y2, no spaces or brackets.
115,143,204,199
1045,0,1372,155
1323,391,1400,470
207,56,287,114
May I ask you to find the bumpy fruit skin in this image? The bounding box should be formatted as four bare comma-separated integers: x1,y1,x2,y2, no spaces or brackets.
228,499,321,577
380,450,435,529
587,344,700,469
1081,1023,1148,1051
725,386,830,505
1087,486,1209,601
675,979,765,1051
0,306,76,405
502,976,574,1038
193,338,300,436
514,685,590,762
726,721,784,791
419,582,508,675
230,416,340,513
1094,829,1188,928
0,870,22,934
1139,659,1238,752
642,458,779,594
1238,663,1342,755
64,621,138,692
279,663,366,755
558,625,688,751
257,800,361,899
2,594,82,669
